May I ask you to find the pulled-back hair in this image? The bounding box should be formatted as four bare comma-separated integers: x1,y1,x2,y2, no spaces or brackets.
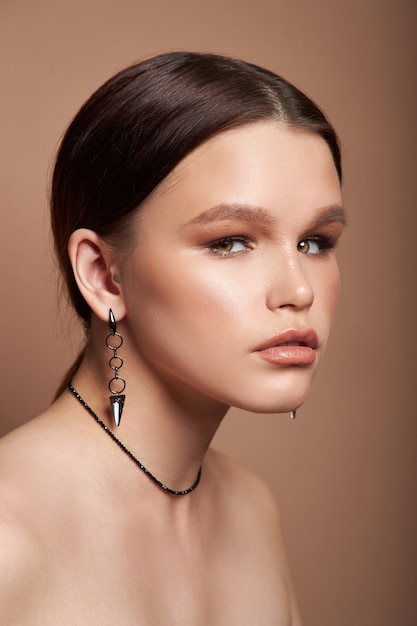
51,51,341,324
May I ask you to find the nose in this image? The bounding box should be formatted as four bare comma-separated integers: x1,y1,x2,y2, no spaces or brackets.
265,247,314,312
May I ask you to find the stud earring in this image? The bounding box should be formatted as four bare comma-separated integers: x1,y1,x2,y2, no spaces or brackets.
290,410,296,419
106,308,126,427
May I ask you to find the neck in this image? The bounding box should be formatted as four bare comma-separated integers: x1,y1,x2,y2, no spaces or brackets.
69,344,228,496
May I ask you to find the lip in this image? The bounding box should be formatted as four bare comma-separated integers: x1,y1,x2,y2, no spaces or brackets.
254,328,319,366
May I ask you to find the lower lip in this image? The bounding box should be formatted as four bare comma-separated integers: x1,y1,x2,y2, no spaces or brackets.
256,345,317,366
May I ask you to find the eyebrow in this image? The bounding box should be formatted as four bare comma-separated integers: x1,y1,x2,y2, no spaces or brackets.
308,205,348,229
186,203,347,228
186,204,277,226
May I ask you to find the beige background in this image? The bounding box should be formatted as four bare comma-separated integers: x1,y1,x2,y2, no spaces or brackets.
1,0,416,624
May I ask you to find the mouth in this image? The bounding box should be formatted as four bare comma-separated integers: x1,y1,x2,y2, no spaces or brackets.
254,329,319,366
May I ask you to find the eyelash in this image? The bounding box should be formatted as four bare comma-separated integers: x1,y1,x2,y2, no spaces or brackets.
208,236,253,256
298,234,339,255
207,233,339,257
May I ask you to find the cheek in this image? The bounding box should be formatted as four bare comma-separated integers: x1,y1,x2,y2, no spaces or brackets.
326,264,341,314
124,255,258,398
126,254,247,344
314,262,341,336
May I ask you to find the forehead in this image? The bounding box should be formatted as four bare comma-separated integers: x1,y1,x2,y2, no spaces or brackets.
142,122,342,222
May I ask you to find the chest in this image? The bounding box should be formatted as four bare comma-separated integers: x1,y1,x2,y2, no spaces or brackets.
39,526,291,625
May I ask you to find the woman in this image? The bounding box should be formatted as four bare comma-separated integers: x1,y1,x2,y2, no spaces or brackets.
0,52,345,624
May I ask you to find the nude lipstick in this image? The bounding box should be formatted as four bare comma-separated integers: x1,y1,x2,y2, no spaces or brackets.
254,329,318,366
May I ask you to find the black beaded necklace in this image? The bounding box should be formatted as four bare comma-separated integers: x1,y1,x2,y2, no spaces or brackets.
68,382,202,496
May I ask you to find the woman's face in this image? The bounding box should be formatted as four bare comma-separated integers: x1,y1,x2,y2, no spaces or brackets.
120,122,345,413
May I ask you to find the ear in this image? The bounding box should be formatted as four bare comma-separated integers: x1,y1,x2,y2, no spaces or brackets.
68,228,126,323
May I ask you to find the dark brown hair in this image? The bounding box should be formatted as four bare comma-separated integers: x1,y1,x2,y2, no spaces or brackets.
51,51,341,324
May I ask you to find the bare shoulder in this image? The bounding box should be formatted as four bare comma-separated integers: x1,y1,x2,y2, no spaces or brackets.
0,469,43,622
0,411,74,622
206,447,303,626
0,417,53,535
0,409,70,546
207,447,280,520
0,412,60,499
0,519,40,610
205,446,287,561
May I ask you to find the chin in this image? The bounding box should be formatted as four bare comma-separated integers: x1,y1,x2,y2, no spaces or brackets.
232,398,307,415
231,366,316,414
227,385,312,415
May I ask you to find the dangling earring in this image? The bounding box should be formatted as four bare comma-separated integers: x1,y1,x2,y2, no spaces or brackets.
290,410,296,420
106,308,126,427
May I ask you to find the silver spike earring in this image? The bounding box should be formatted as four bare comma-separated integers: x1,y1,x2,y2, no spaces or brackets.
290,410,296,420
106,308,126,427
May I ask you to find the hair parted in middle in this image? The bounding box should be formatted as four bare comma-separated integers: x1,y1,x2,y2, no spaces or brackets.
51,51,342,324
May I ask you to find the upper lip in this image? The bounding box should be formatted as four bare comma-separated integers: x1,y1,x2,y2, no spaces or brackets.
255,328,319,351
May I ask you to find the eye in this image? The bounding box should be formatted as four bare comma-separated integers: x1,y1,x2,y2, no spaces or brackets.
297,235,337,255
297,239,321,255
209,237,251,256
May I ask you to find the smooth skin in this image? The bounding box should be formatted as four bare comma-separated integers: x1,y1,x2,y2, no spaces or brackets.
0,122,345,625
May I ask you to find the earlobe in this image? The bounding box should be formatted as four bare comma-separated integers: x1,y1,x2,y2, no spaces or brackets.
68,228,126,323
